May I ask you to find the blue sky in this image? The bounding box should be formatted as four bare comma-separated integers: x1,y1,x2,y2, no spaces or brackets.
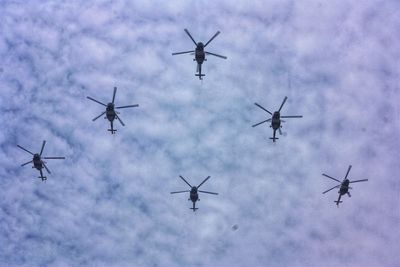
1,1,399,266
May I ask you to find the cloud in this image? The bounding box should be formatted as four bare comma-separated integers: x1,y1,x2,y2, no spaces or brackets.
0,0,399,266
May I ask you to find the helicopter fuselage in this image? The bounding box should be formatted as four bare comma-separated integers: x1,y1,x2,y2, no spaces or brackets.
271,112,281,130
195,43,205,64
190,187,199,203
106,103,116,122
339,179,350,195
33,154,43,170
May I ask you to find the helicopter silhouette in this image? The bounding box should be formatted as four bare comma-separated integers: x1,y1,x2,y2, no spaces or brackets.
322,165,368,207
252,96,303,142
172,29,227,80
171,175,218,212
17,140,65,181
87,87,139,134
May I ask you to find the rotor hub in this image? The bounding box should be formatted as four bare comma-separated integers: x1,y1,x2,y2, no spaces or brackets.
107,103,114,110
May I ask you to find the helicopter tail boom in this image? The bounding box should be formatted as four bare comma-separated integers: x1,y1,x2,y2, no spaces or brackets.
195,64,205,80
108,121,117,134
190,202,198,212
38,169,47,181
335,194,343,207
269,129,278,142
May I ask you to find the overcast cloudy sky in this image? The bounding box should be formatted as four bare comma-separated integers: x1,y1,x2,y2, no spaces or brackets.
1,1,399,266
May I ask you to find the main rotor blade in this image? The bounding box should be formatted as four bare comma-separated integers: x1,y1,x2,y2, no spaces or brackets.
17,145,34,155
184,29,197,45
43,157,65,159
204,31,220,47
42,162,51,174
197,176,211,188
21,160,33,167
170,190,190,194
179,175,192,187
254,103,272,115
172,50,194,56
112,87,117,104
322,185,340,194
205,51,227,59
39,140,46,156
116,104,139,109
281,115,303,118
116,115,125,126
198,190,218,195
344,165,352,179
278,96,288,112
87,96,107,106
322,173,341,183
92,111,106,121
252,119,271,128
349,179,368,184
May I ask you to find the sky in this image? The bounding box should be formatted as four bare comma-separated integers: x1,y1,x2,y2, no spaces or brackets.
0,0,399,266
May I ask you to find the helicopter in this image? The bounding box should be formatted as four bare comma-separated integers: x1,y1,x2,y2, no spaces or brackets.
87,87,139,134
17,140,65,181
322,165,368,207
171,175,218,212
172,29,227,80
252,96,303,142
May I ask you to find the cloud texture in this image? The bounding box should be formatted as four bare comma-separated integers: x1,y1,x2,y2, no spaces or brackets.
0,1,399,266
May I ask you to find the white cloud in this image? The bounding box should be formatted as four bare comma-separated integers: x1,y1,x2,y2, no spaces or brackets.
0,0,399,266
